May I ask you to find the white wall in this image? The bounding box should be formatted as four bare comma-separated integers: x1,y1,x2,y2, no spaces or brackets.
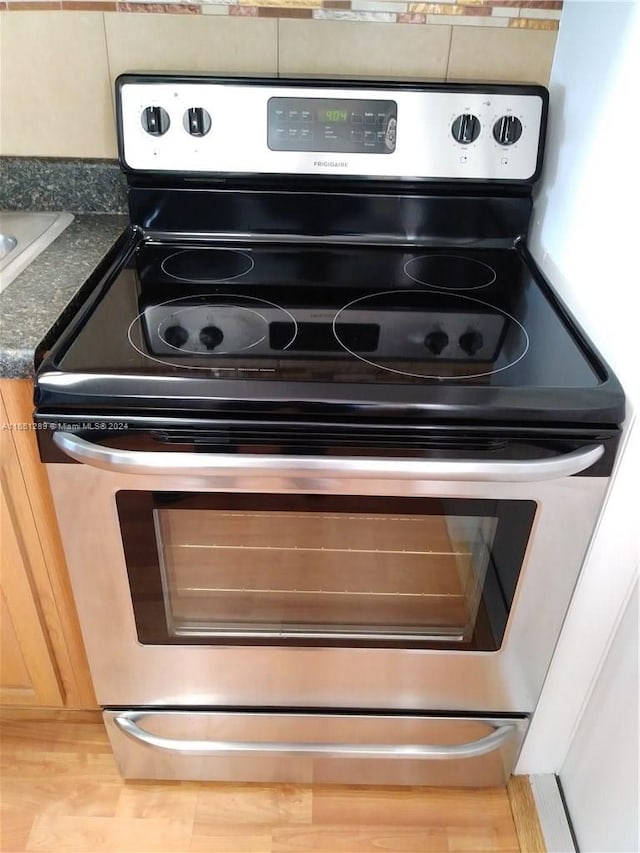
562,582,639,853
515,3,640,849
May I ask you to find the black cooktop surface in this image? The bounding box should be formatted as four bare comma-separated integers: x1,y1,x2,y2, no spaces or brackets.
36,237,624,425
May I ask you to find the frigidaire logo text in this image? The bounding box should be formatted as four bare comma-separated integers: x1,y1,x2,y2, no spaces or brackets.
314,160,348,168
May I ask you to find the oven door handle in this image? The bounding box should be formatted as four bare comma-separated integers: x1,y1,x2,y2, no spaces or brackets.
52,431,604,482
113,712,516,760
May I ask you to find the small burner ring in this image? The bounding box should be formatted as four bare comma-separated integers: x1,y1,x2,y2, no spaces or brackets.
404,254,497,291
161,248,255,283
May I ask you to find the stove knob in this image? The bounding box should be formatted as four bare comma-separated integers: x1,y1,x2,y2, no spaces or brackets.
141,106,170,136
184,107,212,137
163,325,189,348
459,330,484,356
424,330,449,356
493,115,523,146
199,325,224,350
451,114,481,145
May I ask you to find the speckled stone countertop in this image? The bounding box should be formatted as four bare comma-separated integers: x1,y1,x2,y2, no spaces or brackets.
0,158,127,214
1,156,128,379
0,214,127,378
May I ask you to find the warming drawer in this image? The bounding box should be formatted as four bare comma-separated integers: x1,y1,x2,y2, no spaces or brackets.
104,710,528,786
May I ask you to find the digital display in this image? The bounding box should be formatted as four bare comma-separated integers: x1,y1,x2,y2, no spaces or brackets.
322,110,349,123
268,96,397,155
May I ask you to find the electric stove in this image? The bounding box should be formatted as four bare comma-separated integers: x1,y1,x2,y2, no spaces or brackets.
31,75,625,788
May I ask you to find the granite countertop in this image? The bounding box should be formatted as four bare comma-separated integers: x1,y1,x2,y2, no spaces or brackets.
0,213,127,379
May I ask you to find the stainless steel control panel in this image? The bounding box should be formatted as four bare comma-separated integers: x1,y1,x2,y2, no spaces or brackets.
117,75,546,181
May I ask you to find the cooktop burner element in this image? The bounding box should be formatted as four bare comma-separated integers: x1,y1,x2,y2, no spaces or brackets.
332,289,528,380
403,255,497,291
161,248,255,283
128,292,298,369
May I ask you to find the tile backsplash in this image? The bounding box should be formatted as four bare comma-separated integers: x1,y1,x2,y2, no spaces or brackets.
0,0,562,27
0,2,561,158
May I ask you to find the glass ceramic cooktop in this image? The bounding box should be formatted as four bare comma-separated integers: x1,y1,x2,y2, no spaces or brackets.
56,241,602,391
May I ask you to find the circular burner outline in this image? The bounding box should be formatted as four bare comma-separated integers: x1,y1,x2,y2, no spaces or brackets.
332,289,530,381
403,253,497,291
160,248,255,283
127,292,298,371
157,303,269,355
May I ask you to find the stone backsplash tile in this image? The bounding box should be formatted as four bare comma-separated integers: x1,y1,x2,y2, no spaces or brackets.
1,0,563,25
448,22,557,82
103,12,278,77
278,17,451,76
116,3,201,12
0,11,116,157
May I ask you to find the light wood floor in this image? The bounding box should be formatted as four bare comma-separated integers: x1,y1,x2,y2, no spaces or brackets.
0,713,544,853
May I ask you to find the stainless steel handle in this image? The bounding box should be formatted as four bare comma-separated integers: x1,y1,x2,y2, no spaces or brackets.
113,712,515,760
53,431,604,483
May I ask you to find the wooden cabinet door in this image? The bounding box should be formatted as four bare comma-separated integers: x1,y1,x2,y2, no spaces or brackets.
0,380,96,708
0,398,63,705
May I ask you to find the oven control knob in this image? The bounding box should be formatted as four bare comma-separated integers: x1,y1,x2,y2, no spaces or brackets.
184,107,212,137
459,330,484,356
424,330,449,356
141,106,170,136
199,325,224,350
493,115,523,146
451,114,481,145
163,325,189,348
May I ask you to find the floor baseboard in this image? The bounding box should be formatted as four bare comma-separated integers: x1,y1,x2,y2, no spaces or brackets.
529,774,577,853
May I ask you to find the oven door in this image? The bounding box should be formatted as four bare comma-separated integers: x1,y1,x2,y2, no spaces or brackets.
116,490,531,651
46,432,608,713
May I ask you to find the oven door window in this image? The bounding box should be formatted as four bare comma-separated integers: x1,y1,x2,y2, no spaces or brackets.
117,493,536,651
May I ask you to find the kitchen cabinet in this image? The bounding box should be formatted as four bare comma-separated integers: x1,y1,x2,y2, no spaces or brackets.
0,379,96,709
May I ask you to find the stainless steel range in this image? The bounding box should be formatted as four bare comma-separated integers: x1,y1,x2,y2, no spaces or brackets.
34,75,624,787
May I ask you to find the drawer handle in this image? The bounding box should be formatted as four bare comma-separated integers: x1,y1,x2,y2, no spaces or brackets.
113,712,516,760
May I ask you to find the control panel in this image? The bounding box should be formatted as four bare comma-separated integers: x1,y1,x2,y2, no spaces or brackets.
117,75,547,181
267,97,397,154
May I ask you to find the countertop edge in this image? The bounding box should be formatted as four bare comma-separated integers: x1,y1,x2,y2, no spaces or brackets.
0,213,129,380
